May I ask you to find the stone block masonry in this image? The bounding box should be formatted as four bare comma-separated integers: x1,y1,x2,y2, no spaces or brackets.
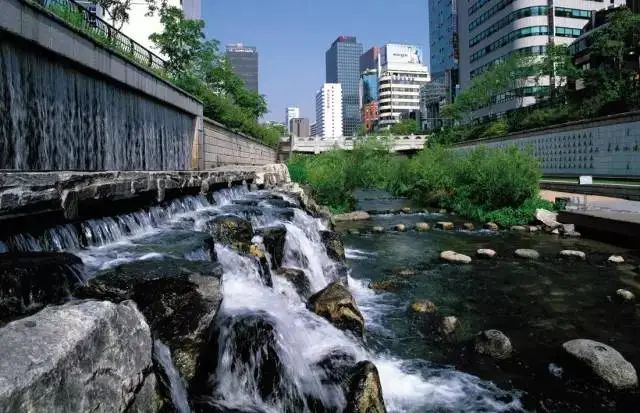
455,111,640,178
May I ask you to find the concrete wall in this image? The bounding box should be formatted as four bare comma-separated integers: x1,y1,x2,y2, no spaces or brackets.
454,112,640,177
196,118,277,169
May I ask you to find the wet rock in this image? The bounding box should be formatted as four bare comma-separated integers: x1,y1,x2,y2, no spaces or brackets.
276,268,311,299
314,350,357,386
463,223,475,231
369,278,408,292
308,282,365,337
474,329,513,359
393,224,406,232
514,249,540,259
510,225,527,232
320,231,346,262
438,209,448,214
372,226,385,233
415,222,430,232
205,214,253,252
348,229,361,235
562,339,638,390
256,225,287,269
76,258,223,383
439,315,461,336
484,222,499,231
333,211,371,222
345,361,387,413
528,226,540,233
127,372,161,413
0,252,85,323
616,289,636,302
608,255,625,264
440,251,472,264
559,250,586,260
476,249,496,259
535,209,561,229
435,221,454,230
408,299,438,315
0,300,153,412
551,228,561,235
401,207,412,214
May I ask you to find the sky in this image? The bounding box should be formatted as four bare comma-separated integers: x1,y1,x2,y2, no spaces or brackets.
203,0,430,123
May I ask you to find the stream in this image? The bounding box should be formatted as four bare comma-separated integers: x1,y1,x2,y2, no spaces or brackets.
2,186,638,412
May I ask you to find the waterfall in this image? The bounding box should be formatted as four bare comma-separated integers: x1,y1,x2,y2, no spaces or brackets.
4,186,523,412
153,340,191,413
0,41,193,171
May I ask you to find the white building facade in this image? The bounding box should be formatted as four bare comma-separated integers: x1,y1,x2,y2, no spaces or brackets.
378,44,430,127
315,84,344,138
286,107,301,132
457,0,625,120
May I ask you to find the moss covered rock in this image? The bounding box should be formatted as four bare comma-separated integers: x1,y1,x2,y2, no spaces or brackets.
308,282,364,337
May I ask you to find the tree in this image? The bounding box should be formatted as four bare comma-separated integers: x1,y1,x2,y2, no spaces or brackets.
96,0,167,31
149,7,205,75
389,118,420,135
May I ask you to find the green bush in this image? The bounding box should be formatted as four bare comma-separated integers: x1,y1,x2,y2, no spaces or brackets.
287,143,548,226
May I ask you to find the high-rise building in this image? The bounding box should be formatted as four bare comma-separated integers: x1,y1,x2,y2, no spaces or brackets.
226,44,259,93
101,0,201,53
290,118,311,137
310,122,318,137
457,0,625,120
315,83,343,138
326,36,363,136
378,44,430,127
285,107,301,132
360,68,380,131
360,47,381,73
429,0,458,77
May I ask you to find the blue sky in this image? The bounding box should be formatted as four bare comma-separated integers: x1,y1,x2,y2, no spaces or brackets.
203,0,429,123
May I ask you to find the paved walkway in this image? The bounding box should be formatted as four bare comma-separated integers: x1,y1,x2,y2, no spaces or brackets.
541,190,640,228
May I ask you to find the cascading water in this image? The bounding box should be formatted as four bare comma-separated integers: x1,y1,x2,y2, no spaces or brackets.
153,340,191,413
0,41,193,171
4,187,523,412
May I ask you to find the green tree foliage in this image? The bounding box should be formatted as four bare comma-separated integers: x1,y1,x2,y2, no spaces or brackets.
149,7,276,146
95,0,167,31
287,143,550,226
389,119,421,135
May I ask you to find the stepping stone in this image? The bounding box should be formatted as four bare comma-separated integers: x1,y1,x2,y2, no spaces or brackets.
440,250,472,264
484,222,499,231
559,250,586,260
462,223,475,230
435,222,454,230
608,255,625,264
477,249,497,259
415,222,430,232
514,249,540,259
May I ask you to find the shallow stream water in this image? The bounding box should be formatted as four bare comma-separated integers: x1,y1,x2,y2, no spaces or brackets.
3,187,638,412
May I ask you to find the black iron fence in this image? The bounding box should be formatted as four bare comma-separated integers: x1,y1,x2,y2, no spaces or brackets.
33,0,166,72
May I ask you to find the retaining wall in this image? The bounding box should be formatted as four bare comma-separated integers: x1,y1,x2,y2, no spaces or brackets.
454,112,640,177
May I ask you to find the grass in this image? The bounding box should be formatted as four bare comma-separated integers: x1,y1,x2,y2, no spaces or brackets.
288,141,553,227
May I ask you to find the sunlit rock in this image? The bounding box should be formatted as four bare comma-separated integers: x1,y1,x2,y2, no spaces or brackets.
440,250,472,264
415,222,430,232
608,255,625,264
559,250,586,260
616,289,635,302
320,231,346,262
514,249,540,259
562,339,638,390
345,361,387,413
476,249,497,259
333,211,371,222
435,221,454,230
308,282,365,337
276,268,311,299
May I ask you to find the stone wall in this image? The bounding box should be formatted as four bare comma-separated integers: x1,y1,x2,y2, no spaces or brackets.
195,118,277,169
454,112,640,177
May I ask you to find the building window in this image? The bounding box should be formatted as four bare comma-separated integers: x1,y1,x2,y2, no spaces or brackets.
470,26,549,63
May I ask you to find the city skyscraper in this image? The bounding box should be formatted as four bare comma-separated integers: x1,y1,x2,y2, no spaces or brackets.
316,83,343,138
285,107,300,132
428,0,457,77
360,46,381,73
457,0,625,120
225,43,259,93
290,118,311,137
378,44,430,127
326,36,363,136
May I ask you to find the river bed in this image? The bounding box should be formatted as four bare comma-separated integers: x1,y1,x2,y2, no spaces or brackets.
339,190,640,412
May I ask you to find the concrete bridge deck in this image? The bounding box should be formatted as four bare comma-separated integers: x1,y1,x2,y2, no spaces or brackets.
282,135,429,155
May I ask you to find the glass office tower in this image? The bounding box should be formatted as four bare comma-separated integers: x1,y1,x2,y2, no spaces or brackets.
326,36,363,136
226,43,259,93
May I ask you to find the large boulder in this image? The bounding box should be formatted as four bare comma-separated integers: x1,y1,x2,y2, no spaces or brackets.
344,361,387,413
256,225,287,269
473,330,513,359
0,300,156,413
76,258,223,383
562,339,638,390
320,231,346,262
204,215,254,251
275,268,311,299
308,282,365,337
0,252,85,324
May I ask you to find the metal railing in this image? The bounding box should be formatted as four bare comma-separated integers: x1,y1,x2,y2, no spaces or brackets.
34,0,166,72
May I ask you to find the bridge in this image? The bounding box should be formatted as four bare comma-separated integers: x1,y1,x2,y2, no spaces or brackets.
280,135,429,156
